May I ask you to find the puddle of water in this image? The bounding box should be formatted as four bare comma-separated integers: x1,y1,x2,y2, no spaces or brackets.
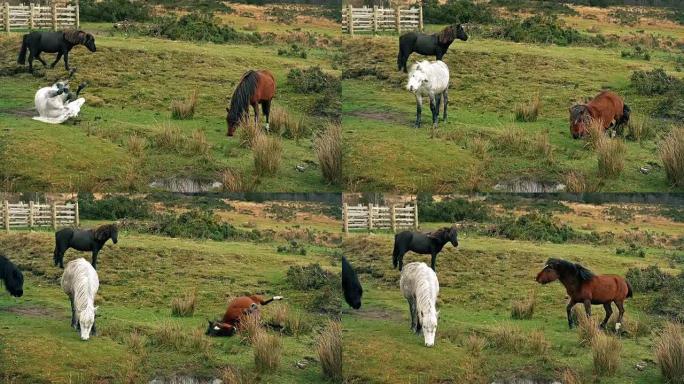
149,376,221,384
149,178,223,193
494,179,566,193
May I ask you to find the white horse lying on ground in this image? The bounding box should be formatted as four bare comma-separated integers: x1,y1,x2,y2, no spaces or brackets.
406,60,449,129
33,81,86,124
61,258,99,340
400,262,439,347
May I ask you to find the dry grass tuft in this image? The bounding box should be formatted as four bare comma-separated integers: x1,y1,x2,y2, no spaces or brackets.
511,293,535,320
126,135,147,157
464,333,487,357
534,131,555,164
317,320,342,382
126,330,148,356
238,115,263,149
584,118,607,150
270,106,307,141
265,303,288,329
153,122,184,151
596,138,627,179
219,168,256,192
529,330,550,354
253,134,283,176
315,123,342,184
575,307,600,346
654,322,684,384
171,89,198,120
660,126,684,187
253,331,282,373
560,368,582,384
494,125,527,154
284,309,310,337
188,129,210,156
469,136,490,159
515,95,541,122
238,312,262,345
219,366,252,384
564,170,594,193
490,323,524,352
592,333,622,376
170,289,196,317
626,115,654,142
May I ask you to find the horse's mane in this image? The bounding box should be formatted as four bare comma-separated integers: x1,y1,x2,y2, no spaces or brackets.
436,25,456,45
63,259,97,312
427,227,450,240
63,30,86,45
228,70,259,125
93,224,116,242
548,258,595,282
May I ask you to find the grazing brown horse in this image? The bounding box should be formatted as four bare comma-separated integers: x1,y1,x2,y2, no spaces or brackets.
536,258,632,330
569,91,630,139
206,294,283,336
226,70,276,137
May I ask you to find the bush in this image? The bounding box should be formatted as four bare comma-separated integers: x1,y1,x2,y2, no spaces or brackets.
315,123,342,185
660,126,684,188
143,209,252,241
285,263,340,313
615,242,646,258
651,273,684,323
287,66,341,94
514,95,541,122
171,90,198,120
625,265,673,292
654,323,684,384
317,321,342,383
80,0,150,22
79,193,151,220
489,15,598,46
144,12,260,44
253,331,282,373
418,195,492,222
592,333,621,376
596,139,627,179
423,0,496,24
171,290,196,317
493,212,576,243
252,135,283,176
276,240,307,255
631,68,681,96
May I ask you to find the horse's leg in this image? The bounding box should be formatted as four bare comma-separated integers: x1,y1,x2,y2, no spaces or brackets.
261,100,271,132
430,252,437,272
408,298,417,332
70,295,77,329
253,104,260,126
442,90,448,122
429,94,438,129
583,300,592,322
91,249,99,270
398,250,406,271
92,319,97,336
615,300,625,331
566,300,577,329
600,302,613,330
28,51,35,72
50,51,63,69
63,51,70,71
35,52,48,67
414,94,422,128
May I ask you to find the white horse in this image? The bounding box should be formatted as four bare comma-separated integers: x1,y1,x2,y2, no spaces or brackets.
400,262,439,347
33,81,86,124
61,258,99,340
406,60,449,129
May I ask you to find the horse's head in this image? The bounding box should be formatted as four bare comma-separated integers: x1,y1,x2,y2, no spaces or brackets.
421,308,438,347
536,258,561,284
569,104,591,139
226,107,238,137
78,306,97,341
448,226,459,248
95,224,118,244
1,256,24,297
454,24,468,41
64,30,96,52
406,63,428,93
206,320,236,337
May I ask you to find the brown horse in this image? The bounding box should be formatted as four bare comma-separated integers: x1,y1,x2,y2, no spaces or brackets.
226,69,276,136
569,91,630,139
536,258,632,330
206,294,282,336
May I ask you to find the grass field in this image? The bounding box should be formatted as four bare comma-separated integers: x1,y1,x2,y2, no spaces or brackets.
341,197,683,383
0,3,341,192
342,5,684,193
0,197,343,383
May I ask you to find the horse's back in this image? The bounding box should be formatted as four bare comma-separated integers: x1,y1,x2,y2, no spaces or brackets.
69,229,95,251
255,70,276,100
400,262,438,298
413,34,438,55
588,274,630,301
61,257,98,294
589,91,624,126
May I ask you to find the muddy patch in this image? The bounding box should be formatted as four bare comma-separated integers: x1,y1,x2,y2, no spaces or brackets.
149,178,223,193
2,304,62,318
349,110,407,125
349,306,403,322
0,107,35,118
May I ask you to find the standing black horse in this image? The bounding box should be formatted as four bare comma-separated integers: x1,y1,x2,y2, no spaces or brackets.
54,224,118,269
397,24,468,73
18,30,96,72
392,226,459,271
0,254,24,297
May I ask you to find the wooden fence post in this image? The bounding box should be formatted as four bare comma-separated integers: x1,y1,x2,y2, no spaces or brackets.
3,201,9,233
390,205,396,233
75,0,79,28
4,3,10,34
75,200,79,227
51,0,56,31
419,4,424,32
368,203,374,231
29,3,35,29
342,203,348,233
29,201,34,228
347,4,354,36
395,6,401,34
51,203,57,229
413,204,418,230
372,5,378,34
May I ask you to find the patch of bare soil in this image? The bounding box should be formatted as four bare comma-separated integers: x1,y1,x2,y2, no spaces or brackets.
2,305,62,319
348,306,403,322
348,110,407,125
0,107,34,118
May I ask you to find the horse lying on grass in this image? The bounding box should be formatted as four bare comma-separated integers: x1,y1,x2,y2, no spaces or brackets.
18,30,96,72
54,224,118,269
33,81,87,124
61,258,99,340
393,225,459,271
406,60,450,129
206,294,283,336
536,258,632,330
400,262,439,347
0,254,23,297
569,90,630,139
397,24,468,73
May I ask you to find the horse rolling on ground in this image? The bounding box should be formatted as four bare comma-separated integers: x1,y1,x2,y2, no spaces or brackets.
407,60,450,129
569,90,630,139
342,256,363,309
0,254,24,297
393,225,458,271
206,294,283,336
397,24,468,73
54,224,118,269
536,258,633,330
226,69,276,137
400,262,439,347
61,258,99,340
18,30,96,72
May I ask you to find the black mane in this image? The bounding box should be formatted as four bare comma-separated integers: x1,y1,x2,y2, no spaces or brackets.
228,70,258,126
547,258,595,282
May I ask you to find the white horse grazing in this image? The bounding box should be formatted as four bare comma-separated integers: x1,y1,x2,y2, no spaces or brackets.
33,81,86,124
406,60,449,129
61,258,99,340
400,262,439,347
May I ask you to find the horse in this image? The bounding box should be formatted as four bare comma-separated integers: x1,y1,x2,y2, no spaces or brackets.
53,224,118,270
206,294,283,337
61,258,99,340
393,225,458,271
400,262,439,347
406,60,450,129
397,24,468,73
33,81,87,124
18,30,96,72
0,254,24,297
569,91,630,139
536,258,633,330
226,70,276,137
342,256,363,309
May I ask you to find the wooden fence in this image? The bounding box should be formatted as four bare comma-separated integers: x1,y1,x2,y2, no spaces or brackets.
1,1,79,33
343,203,417,233
0,201,79,231
342,4,422,35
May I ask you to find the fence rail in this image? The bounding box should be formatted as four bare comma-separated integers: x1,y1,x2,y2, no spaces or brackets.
0,201,79,231
2,1,79,33
342,5,422,35
343,203,417,232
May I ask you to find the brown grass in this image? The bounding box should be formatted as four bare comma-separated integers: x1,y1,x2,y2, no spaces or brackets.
253,331,282,373
560,368,582,384
150,322,211,355
592,333,621,376
170,289,196,317
219,366,253,384
315,123,342,184
494,125,527,154
188,129,210,156
126,135,147,157
284,309,310,337
490,323,524,352
564,170,595,193
265,303,288,329
469,136,490,159
515,95,541,122
464,163,486,192
575,307,600,346
238,115,263,149
626,115,654,142
171,89,198,120
126,330,148,356
238,312,262,345
584,118,607,150
317,320,342,383
510,293,535,320
534,131,555,164
252,134,283,176
660,126,684,187
654,322,684,384
596,138,627,179
219,168,256,192
269,106,306,141
529,330,550,354
153,122,184,151
464,333,487,357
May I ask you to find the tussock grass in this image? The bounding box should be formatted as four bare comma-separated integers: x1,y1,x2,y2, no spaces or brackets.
315,123,342,184
464,333,487,356
515,95,541,122
469,136,490,159
534,131,554,164
126,330,148,356
510,293,535,320
149,322,211,354
126,135,147,157
219,168,256,192
284,309,310,337
253,134,283,176
317,320,342,383
171,89,198,120
253,331,282,373
265,303,288,329
529,330,550,354
660,126,684,187
188,129,210,156
584,118,607,150
575,307,600,346
654,322,684,384
220,366,252,384
170,289,196,317
239,312,262,345
560,368,582,384
270,106,307,141
493,125,527,154
626,115,654,142
238,116,263,149
490,323,524,352
464,163,486,192
153,122,184,151
597,138,627,179
592,333,621,376
564,170,593,193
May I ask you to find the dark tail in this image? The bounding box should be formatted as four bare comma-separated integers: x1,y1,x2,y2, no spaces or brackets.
397,49,403,71
626,280,633,299
17,34,29,65
392,235,400,268
618,103,630,127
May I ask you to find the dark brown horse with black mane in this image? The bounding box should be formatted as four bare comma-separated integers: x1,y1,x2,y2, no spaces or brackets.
397,24,468,73
536,258,632,330
54,224,118,269
569,91,630,139
393,226,459,271
226,69,276,136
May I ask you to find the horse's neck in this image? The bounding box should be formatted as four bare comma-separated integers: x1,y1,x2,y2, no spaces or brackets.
559,275,581,296
430,237,446,251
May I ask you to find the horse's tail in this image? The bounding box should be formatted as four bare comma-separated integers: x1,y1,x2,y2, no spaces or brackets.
17,34,29,65
626,279,633,299
392,234,401,268
397,48,403,71
618,103,631,126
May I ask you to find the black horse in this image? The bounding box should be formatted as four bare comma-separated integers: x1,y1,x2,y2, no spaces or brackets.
397,24,468,73
342,256,363,309
54,224,118,269
0,254,24,297
392,226,459,271
18,30,96,72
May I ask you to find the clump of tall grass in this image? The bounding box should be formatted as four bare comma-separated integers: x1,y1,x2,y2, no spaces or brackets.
315,123,342,184
575,307,600,346
238,115,263,149
592,333,622,376
560,368,582,384
171,89,198,120
596,138,627,179
660,126,684,187
269,106,307,141
220,366,253,384
534,131,554,164
238,312,262,345
153,122,184,151
515,95,541,122
284,309,310,337
511,293,535,320
654,322,684,384
126,134,147,157
584,118,607,150
493,125,527,154
564,170,591,193
529,330,550,354
188,129,210,156
265,303,288,329
149,322,211,354
469,136,490,159
626,115,654,142
253,134,283,176
464,333,487,356
253,331,282,373
126,330,148,356
317,320,342,383
170,289,196,317
490,323,524,352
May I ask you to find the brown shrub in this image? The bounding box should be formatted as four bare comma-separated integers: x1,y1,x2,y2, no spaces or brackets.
171,89,198,120
252,135,283,176
317,321,342,382
315,123,342,184
660,126,684,187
